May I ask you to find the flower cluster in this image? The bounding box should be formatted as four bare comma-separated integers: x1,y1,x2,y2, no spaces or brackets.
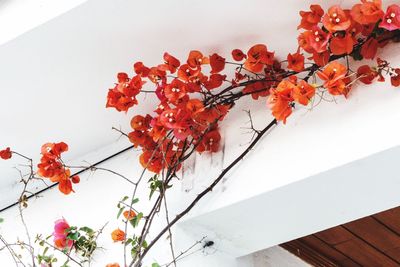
107,50,235,174
105,0,400,176
37,142,79,194
53,218,73,250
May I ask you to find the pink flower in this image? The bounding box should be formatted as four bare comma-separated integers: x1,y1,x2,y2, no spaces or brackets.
379,4,400,31
53,218,73,249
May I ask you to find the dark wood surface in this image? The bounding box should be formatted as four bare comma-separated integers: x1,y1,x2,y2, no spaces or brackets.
281,206,400,267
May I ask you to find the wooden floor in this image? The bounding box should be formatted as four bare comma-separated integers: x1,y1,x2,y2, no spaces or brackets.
281,206,400,267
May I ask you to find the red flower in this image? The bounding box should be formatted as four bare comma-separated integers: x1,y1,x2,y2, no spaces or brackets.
330,33,354,55
379,4,400,31
292,80,315,105
37,142,76,195
187,51,208,68
243,81,272,100
244,44,274,72
177,64,200,82
322,5,351,32
134,62,150,77
287,52,305,72
139,150,163,173
71,176,80,184
360,38,379,59
106,74,145,112
162,52,180,73
210,53,225,73
130,115,152,131
357,65,377,84
231,49,246,61
298,31,315,53
196,130,221,153
351,0,384,25
203,74,226,90
0,147,12,160
312,51,330,67
391,68,400,87
106,90,137,112
267,80,295,123
298,4,324,30
164,79,187,102
308,27,331,53
317,61,351,96
148,67,166,83
317,61,347,88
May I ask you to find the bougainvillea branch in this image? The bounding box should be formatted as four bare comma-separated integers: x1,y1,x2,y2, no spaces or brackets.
2,1,400,266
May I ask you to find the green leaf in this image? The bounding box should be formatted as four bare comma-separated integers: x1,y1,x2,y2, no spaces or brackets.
67,232,80,241
131,198,139,205
117,207,125,219
79,226,94,234
130,212,143,228
152,263,161,267
0,218,4,223
122,196,129,202
43,247,49,255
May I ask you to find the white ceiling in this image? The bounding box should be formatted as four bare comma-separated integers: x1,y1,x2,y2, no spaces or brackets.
1,0,397,210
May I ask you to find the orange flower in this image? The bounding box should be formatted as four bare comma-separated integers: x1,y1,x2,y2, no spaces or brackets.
0,147,12,160
326,79,350,96
267,80,295,123
357,65,377,84
123,210,137,220
298,31,315,53
244,44,274,72
351,0,384,25
106,264,120,267
231,49,246,61
287,52,305,72
330,33,354,55
298,4,324,30
317,61,347,88
292,80,315,105
139,150,163,174
312,51,330,67
308,27,331,53
59,178,74,195
187,51,208,68
209,53,225,73
360,38,379,59
111,229,125,242
322,5,351,32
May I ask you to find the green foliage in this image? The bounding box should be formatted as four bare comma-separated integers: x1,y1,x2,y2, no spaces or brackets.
148,175,171,200
130,212,143,228
0,218,4,223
